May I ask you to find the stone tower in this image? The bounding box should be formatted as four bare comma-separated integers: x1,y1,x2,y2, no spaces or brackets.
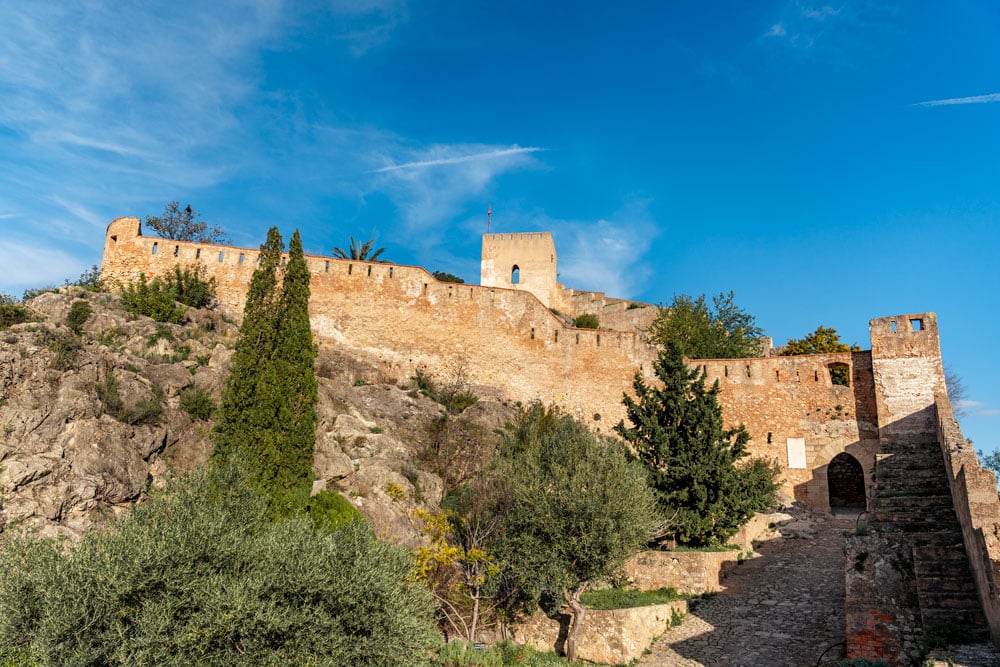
480,232,559,308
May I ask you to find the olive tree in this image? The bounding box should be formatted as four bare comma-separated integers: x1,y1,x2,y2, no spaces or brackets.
491,403,656,662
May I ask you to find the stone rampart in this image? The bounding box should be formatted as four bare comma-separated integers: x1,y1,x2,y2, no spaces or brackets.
696,352,880,511
99,218,947,513
101,218,657,428
935,393,1000,645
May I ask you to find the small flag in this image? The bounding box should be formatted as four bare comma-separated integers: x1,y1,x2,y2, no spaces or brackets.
487,204,492,232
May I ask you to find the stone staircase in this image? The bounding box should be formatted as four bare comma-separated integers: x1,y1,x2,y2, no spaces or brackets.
870,435,989,642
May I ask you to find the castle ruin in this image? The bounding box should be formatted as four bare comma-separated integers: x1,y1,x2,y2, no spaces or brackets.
101,216,1000,664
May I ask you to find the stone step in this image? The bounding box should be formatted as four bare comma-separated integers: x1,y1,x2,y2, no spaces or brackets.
873,494,954,510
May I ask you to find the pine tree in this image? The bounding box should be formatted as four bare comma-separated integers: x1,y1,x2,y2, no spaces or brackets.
212,228,318,518
615,342,774,546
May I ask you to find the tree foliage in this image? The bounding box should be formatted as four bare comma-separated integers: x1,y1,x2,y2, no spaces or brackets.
212,229,318,519
432,271,464,284
648,292,764,359
572,313,599,329
0,294,31,330
144,201,229,243
333,235,385,262
780,325,859,356
119,266,216,324
615,343,779,546
490,403,656,662
0,467,437,667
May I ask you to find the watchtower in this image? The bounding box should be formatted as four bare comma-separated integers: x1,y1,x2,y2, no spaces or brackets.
480,232,559,308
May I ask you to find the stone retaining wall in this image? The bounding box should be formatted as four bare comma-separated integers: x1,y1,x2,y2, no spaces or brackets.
625,512,776,594
511,600,687,665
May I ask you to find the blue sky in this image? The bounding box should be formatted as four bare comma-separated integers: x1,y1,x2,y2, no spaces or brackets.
1,1,998,451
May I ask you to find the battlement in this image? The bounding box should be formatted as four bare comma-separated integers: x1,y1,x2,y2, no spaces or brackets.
99,217,941,512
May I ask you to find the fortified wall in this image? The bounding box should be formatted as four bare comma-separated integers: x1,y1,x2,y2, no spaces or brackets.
97,218,954,517
843,315,1000,664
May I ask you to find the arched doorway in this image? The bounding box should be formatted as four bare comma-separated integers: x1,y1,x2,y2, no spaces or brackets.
828,453,866,509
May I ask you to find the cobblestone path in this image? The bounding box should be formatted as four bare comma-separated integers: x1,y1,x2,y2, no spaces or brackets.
641,512,853,667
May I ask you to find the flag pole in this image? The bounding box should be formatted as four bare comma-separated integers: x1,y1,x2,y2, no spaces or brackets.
487,204,492,233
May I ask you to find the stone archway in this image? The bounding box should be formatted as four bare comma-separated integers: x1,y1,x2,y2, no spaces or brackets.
827,452,866,509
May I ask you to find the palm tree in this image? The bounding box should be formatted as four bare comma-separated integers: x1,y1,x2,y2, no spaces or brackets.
332,236,385,262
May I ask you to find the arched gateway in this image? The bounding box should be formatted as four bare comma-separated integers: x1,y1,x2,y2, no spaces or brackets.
827,452,866,509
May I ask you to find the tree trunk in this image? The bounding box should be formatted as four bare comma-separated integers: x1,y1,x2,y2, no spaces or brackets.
470,592,480,644
565,589,587,663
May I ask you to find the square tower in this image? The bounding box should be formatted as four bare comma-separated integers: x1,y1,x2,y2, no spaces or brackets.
480,232,559,307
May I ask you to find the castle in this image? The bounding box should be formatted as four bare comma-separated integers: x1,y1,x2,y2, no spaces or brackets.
101,216,1000,664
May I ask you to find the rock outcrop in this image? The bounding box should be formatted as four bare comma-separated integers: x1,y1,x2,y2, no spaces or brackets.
0,288,512,544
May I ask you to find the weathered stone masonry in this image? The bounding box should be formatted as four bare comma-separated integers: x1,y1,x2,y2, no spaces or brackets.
102,217,1000,662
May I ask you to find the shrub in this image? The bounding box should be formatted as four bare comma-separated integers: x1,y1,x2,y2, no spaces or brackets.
572,313,599,329
120,274,186,324
120,265,216,323
179,386,216,421
432,271,465,284
0,467,438,666
308,490,364,531
95,373,162,425
48,333,80,370
66,265,103,291
66,300,92,335
0,295,30,330
165,265,215,309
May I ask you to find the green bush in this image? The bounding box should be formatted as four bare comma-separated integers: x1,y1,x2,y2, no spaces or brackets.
179,386,216,421
119,265,216,323
66,265,103,291
572,313,599,329
308,490,364,531
47,333,80,370
165,265,215,309
580,587,683,610
432,271,465,284
66,300,92,335
95,373,162,425
0,296,30,330
0,467,437,667
120,274,186,324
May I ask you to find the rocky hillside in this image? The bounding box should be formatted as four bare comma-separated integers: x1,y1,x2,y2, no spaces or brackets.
0,287,513,543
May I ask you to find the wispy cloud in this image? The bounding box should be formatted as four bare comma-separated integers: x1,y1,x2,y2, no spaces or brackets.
759,2,893,63
504,199,660,299
371,146,543,173
0,239,89,292
762,3,845,48
957,400,1000,418
367,142,544,239
915,93,1000,107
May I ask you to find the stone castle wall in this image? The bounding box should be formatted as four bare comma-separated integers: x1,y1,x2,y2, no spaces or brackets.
99,217,920,511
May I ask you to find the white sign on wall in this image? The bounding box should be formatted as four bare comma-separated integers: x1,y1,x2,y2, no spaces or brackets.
786,437,807,469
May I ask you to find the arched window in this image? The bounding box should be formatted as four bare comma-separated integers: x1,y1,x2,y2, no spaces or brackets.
511,265,520,284
828,362,850,387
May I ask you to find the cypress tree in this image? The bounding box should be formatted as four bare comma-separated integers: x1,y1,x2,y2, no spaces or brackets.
212,228,318,518
615,342,772,546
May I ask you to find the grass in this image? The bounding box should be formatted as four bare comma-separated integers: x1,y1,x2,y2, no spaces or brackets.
434,640,620,666
581,587,684,610
667,543,741,552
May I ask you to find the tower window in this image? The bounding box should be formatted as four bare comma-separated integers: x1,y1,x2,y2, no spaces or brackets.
511,265,520,284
